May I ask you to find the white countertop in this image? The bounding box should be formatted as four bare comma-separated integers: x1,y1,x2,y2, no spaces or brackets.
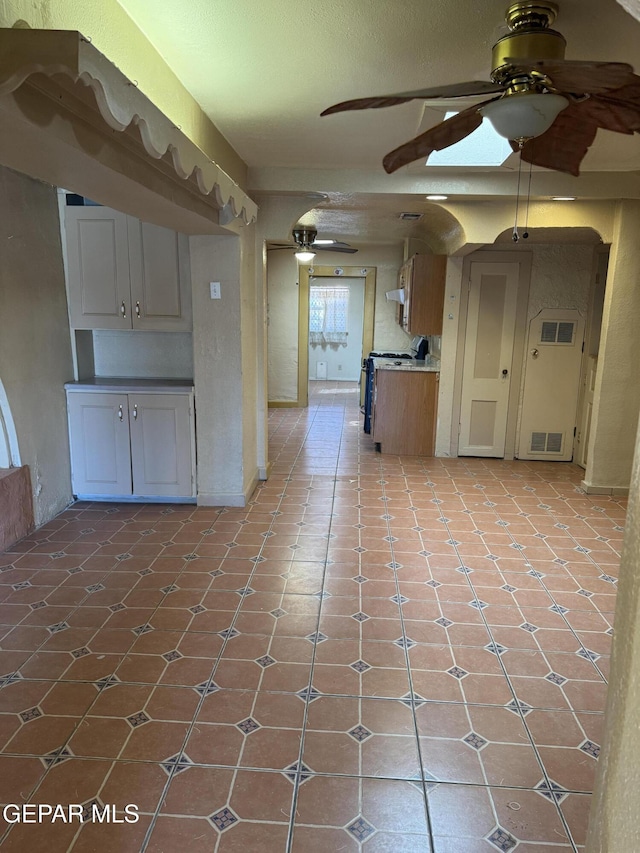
65,377,194,393
372,357,440,373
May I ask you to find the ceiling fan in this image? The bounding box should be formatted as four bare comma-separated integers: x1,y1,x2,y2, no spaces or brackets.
321,1,640,176
269,228,358,261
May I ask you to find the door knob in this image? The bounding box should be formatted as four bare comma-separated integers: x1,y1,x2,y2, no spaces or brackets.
531,348,539,358
133,404,138,420
502,369,509,377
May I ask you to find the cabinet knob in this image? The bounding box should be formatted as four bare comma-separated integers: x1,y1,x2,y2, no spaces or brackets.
120,301,127,319
133,404,138,420
135,301,141,318
118,404,123,421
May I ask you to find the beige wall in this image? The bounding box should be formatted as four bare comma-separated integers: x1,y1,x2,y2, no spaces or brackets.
585,200,640,492
0,167,74,525
1,0,247,187
267,243,406,402
586,411,640,851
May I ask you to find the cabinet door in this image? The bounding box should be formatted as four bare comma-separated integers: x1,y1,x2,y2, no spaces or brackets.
128,220,192,331
372,371,437,456
67,393,132,495
65,207,132,329
129,394,194,497
405,255,446,335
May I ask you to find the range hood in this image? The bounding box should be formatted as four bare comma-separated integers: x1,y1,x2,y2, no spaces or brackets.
385,288,405,304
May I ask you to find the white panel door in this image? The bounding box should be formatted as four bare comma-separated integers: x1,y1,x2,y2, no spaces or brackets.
67,392,132,495
129,394,194,497
459,263,520,457
128,220,192,331
65,207,131,329
517,310,585,461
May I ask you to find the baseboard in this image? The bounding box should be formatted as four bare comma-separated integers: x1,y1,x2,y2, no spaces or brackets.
197,468,261,508
258,461,273,480
75,494,197,503
268,401,300,408
580,480,630,497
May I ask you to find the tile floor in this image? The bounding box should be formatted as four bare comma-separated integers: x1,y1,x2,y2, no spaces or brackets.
0,380,624,852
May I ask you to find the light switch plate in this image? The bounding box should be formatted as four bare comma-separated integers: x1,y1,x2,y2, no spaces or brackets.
209,281,221,299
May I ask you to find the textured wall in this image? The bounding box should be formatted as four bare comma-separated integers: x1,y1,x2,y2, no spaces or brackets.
586,201,640,490
93,331,194,378
0,166,74,525
586,412,640,851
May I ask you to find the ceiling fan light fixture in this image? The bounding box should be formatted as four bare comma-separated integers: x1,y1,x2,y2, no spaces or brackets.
426,194,448,200
480,91,568,141
294,249,316,262
313,239,336,245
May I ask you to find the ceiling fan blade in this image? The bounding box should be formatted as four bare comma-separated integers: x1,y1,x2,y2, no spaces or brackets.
505,58,637,94
316,245,358,254
516,102,598,176
267,244,296,251
382,100,495,173
321,80,503,116
573,88,640,134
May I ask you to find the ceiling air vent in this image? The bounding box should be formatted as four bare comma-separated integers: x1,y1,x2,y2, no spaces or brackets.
399,213,423,221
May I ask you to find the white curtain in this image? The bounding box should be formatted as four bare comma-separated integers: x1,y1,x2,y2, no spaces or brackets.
309,285,349,347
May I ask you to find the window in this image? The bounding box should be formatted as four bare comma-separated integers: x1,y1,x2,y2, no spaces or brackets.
309,285,350,347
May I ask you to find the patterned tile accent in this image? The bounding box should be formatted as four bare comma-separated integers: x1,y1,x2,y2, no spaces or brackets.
546,672,567,686
256,655,276,668
162,650,183,663
19,706,42,723
95,675,120,691
219,628,240,640
505,699,533,716
520,622,539,633
577,648,600,662
485,642,507,655
394,637,417,649
297,686,321,703
347,817,375,842
236,718,261,735
580,740,601,759
447,666,468,680
348,725,373,742
463,732,488,750
127,711,150,728
161,753,194,776
194,681,221,697
284,761,314,784
132,624,154,635
535,779,568,804
306,631,328,644
435,617,454,628
350,660,371,673
352,612,370,622
486,827,518,851
41,746,74,768
47,622,69,634
209,807,239,832
270,609,287,619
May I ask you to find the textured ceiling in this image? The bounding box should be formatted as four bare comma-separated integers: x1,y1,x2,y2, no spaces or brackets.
116,0,640,243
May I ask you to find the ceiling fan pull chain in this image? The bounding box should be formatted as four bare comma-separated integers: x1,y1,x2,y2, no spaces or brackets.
522,157,533,240
512,142,525,243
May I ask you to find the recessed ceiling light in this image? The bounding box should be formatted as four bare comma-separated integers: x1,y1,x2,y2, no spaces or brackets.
552,196,576,201
426,194,448,201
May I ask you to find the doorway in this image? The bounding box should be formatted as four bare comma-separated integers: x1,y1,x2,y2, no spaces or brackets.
297,264,376,408
456,254,531,457
308,278,365,383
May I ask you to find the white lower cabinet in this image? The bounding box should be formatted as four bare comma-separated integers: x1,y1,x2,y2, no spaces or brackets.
67,389,195,499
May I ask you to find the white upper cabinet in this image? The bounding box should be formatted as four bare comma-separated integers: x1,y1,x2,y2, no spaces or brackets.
65,206,192,331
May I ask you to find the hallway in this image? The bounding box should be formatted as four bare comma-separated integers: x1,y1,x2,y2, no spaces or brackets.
0,380,623,851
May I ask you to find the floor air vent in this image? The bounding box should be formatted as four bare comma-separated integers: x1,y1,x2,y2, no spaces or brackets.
530,431,564,454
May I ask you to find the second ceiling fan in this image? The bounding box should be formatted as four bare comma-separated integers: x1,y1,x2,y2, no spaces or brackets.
269,228,358,261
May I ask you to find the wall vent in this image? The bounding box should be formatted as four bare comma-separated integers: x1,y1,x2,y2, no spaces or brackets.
399,212,423,221
530,431,564,454
540,321,575,344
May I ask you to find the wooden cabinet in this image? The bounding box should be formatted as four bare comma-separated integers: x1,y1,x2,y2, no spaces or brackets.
67,389,195,499
65,206,192,331
399,254,446,336
372,369,438,456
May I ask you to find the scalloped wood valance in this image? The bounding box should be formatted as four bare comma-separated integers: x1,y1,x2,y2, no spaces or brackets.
0,28,257,226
